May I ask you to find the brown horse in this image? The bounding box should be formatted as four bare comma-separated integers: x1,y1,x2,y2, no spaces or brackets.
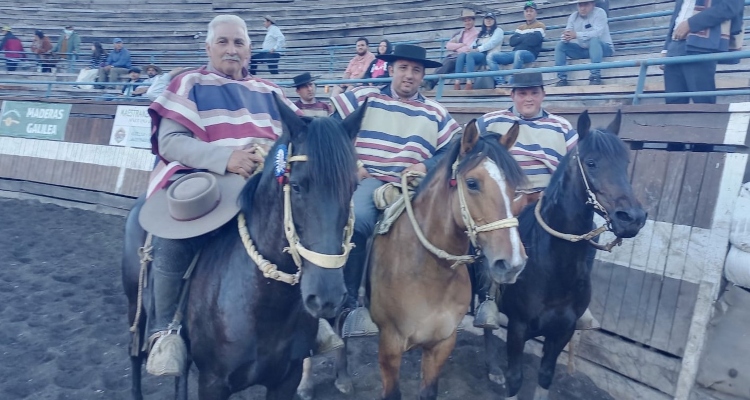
365,121,528,400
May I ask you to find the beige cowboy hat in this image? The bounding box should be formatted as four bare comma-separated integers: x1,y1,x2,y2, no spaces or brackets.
264,15,275,24
458,8,477,19
139,172,245,239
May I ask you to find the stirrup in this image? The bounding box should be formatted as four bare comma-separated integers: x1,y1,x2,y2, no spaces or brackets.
146,326,187,377
315,319,344,354
473,299,504,330
575,308,601,330
341,307,379,338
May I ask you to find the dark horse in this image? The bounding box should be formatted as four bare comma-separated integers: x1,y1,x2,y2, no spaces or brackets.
482,110,647,400
122,98,367,400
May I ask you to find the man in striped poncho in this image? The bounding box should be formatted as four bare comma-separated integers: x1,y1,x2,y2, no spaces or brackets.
473,72,598,330
330,44,462,320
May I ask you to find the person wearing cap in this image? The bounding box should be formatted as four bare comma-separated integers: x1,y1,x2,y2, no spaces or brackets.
249,15,285,75
291,72,332,117
97,38,132,89
454,12,504,90
141,14,302,376
52,25,81,72
488,2,546,87
425,8,480,90
330,43,461,317
131,64,163,97
120,66,144,96
554,0,613,86
661,0,744,104
472,72,598,330
0,26,24,72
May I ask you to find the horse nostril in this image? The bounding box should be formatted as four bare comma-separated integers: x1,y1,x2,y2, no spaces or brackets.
615,210,634,223
305,295,321,313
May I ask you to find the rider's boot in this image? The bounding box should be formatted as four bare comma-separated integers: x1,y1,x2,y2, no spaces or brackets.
474,281,504,330
575,307,601,330
146,237,191,377
339,244,379,338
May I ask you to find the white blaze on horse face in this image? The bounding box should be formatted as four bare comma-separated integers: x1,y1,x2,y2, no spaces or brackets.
483,159,524,268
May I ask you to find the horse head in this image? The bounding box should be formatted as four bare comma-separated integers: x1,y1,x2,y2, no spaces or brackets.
575,110,646,238
454,120,528,284
248,95,366,319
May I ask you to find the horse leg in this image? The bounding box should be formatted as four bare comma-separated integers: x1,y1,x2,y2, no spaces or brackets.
484,328,505,386
535,329,575,400
267,359,304,400
505,320,527,399
129,354,144,400
418,332,457,400
174,354,190,400
297,357,315,400
378,331,404,400
198,372,231,400
334,339,353,394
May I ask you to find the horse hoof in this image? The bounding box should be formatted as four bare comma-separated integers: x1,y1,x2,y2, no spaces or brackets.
335,376,354,394
297,387,314,400
533,387,549,400
488,372,506,386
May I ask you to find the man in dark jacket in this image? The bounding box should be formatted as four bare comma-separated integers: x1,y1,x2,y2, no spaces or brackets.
662,0,744,104
487,2,546,86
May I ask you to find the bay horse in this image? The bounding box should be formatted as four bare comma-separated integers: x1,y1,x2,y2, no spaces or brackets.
330,121,529,400
122,97,367,400
482,110,647,400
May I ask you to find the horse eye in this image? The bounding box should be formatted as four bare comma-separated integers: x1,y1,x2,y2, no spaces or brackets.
466,178,480,191
290,182,301,193
585,159,597,168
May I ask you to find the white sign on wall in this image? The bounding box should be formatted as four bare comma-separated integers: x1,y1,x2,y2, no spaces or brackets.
109,105,152,149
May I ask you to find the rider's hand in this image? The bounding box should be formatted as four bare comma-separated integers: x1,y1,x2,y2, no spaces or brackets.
402,163,427,176
357,166,372,181
227,149,259,178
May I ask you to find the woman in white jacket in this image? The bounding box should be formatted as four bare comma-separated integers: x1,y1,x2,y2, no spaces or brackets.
454,13,504,90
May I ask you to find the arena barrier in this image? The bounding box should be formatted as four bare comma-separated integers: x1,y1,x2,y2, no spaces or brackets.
0,98,748,399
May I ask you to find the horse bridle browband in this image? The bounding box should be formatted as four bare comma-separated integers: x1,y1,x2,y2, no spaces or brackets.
534,148,622,252
400,157,520,270
237,143,356,285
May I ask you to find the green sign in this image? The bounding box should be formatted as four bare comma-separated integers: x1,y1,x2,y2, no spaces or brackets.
0,100,71,140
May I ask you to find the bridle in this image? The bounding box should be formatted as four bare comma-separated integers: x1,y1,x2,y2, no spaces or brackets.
401,156,519,270
534,148,622,252
237,143,355,285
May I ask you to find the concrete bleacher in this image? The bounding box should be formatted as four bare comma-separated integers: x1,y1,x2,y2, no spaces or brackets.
0,0,748,105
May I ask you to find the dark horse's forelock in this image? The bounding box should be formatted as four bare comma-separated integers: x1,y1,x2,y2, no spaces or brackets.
417,133,527,196
578,127,629,163
239,117,358,214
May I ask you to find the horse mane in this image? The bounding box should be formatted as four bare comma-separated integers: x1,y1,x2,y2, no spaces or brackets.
239,116,358,215
416,133,527,197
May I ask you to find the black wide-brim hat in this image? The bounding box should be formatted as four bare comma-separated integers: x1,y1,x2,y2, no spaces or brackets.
289,72,320,88
509,72,545,88
376,44,442,69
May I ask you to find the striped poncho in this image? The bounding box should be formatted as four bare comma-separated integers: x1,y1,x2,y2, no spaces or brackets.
147,67,300,196
332,86,460,183
476,108,577,193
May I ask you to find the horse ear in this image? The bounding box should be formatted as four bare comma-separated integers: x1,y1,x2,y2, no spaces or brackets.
499,121,520,150
606,109,622,136
273,92,306,138
460,119,480,156
341,98,369,141
577,110,591,141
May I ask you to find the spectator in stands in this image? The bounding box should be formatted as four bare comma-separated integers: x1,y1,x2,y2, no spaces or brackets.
472,71,598,330
291,72,332,117
146,66,193,101
662,0,744,104
120,66,144,97
249,15,285,75
554,0,613,86
131,64,162,97
330,37,375,97
0,26,24,72
52,25,81,72
74,42,107,89
96,38,132,89
31,30,53,73
363,39,392,82
330,43,461,319
143,14,302,375
454,12,503,90
488,1,546,87
424,8,479,90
